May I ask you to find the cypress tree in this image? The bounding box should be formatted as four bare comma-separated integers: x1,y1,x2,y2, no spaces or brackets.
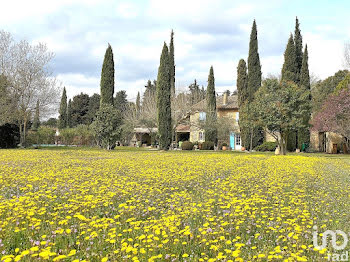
205,66,217,143
247,20,262,99
237,59,249,148
300,45,310,91
169,30,175,96
298,45,311,149
58,87,67,129
294,17,303,81
100,44,115,106
156,42,172,150
67,99,72,128
281,34,298,83
32,100,40,131
282,34,298,151
136,91,141,114
237,59,248,107
246,20,263,149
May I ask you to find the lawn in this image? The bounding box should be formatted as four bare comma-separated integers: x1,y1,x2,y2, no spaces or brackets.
0,149,350,261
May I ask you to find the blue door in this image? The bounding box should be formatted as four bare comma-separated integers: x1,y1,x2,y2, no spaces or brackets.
230,132,235,149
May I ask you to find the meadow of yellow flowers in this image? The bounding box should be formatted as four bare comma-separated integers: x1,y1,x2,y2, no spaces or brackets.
0,149,350,262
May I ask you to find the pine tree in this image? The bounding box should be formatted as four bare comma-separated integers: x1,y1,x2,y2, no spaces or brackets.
67,99,72,128
298,45,311,149
32,100,40,131
237,59,248,107
58,87,67,129
136,91,141,114
247,20,262,99
205,66,217,143
294,17,303,81
100,44,115,106
281,34,298,83
169,30,175,96
156,42,172,150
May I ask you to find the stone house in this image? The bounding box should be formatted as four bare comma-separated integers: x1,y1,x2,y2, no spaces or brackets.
310,131,345,153
177,93,242,150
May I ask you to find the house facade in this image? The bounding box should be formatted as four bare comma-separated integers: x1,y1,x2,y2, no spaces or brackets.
183,93,242,150
310,131,345,153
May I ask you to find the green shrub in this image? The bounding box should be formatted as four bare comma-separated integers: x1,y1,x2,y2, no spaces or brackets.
254,141,278,152
181,141,194,150
27,127,56,145
201,141,214,150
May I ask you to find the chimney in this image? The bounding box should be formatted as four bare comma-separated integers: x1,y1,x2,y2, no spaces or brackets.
223,92,228,106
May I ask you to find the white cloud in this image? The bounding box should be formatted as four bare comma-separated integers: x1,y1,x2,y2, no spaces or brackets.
304,32,343,79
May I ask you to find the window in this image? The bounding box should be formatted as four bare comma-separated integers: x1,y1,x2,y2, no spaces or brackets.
199,131,205,141
236,112,239,122
199,112,206,121
235,134,241,146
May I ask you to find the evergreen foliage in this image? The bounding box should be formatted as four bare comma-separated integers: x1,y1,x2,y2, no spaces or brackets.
58,87,67,129
252,79,310,155
91,104,122,150
189,79,205,105
67,99,72,128
205,66,217,144
281,34,298,83
245,21,263,150
312,70,348,113
169,30,175,96
115,91,128,113
136,91,141,114
70,93,90,127
247,20,262,98
237,59,248,107
156,43,172,150
100,44,115,106
87,94,100,123
294,17,303,81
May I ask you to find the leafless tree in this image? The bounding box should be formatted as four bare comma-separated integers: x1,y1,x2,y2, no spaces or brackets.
0,30,61,146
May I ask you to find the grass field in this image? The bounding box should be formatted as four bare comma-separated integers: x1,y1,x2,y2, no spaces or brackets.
0,149,350,261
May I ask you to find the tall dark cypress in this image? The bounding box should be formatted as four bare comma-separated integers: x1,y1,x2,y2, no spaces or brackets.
136,91,141,114
58,87,67,129
237,59,248,107
67,99,72,128
282,35,298,151
300,45,310,91
237,59,249,148
100,44,115,106
32,100,40,131
294,17,303,82
247,20,262,99
205,66,217,143
281,34,298,83
298,45,311,149
246,20,263,149
156,43,172,150
169,30,175,96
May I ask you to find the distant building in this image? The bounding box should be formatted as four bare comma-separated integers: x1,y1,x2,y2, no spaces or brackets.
180,93,242,150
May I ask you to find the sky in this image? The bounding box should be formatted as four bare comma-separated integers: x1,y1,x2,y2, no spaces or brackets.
2,0,350,101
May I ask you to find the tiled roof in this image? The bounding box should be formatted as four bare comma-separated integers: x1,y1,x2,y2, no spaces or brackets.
191,95,239,112
175,124,190,132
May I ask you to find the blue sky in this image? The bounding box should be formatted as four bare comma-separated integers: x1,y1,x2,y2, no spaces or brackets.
2,0,349,101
